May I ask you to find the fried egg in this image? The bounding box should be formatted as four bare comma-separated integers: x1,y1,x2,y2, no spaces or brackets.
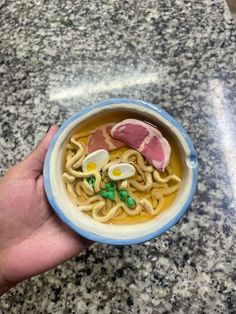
82,149,109,172
108,163,136,181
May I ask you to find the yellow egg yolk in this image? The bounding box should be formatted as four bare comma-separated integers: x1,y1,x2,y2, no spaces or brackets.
112,168,121,177
86,162,97,171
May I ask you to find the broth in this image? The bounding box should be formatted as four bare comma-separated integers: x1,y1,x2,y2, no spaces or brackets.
63,109,183,224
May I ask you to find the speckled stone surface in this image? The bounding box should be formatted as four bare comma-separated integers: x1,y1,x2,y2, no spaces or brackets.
1,0,236,313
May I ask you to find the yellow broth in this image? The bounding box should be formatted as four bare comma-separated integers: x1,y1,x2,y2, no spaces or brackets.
63,109,183,224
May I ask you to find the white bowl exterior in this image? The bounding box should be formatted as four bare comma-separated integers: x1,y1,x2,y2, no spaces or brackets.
44,100,197,244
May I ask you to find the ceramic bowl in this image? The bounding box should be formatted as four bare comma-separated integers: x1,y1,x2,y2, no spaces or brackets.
44,98,198,245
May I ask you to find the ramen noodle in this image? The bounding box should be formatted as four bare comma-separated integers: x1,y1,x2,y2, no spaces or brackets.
62,114,182,224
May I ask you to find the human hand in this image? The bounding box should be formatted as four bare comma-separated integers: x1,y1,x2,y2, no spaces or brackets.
0,126,92,295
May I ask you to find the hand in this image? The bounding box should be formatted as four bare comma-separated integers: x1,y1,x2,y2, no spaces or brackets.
0,126,92,295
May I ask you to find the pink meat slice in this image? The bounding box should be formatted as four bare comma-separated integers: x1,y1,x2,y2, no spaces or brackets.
110,119,171,171
87,123,126,153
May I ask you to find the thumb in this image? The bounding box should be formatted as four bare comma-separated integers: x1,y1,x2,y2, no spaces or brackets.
11,125,59,179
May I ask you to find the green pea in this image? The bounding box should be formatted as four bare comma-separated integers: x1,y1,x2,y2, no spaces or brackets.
107,191,115,201
88,177,95,187
105,182,117,191
118,190,128,201
126,197,136,208
100,190,108,198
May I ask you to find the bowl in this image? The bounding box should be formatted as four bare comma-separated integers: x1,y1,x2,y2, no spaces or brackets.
44,98,198,245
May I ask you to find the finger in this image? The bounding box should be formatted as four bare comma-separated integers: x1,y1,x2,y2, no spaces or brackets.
24,124,59,178
10,125,59,179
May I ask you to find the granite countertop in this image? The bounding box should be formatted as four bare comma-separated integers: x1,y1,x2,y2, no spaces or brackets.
0,0,236,313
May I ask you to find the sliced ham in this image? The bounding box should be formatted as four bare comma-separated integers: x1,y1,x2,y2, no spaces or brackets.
110,119,171,171
87,123,126,153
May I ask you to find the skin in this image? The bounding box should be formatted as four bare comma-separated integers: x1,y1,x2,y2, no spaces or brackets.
0,125,93,295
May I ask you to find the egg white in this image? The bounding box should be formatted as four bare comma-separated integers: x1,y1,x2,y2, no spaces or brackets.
108,163,136,181
82,149,109,172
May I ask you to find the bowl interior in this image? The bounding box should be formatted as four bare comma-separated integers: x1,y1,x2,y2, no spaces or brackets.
45,101,197,244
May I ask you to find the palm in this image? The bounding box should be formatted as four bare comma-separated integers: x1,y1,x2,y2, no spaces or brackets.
0,126,92,286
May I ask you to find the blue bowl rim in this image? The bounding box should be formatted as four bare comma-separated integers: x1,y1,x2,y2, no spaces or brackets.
43,98,198,245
